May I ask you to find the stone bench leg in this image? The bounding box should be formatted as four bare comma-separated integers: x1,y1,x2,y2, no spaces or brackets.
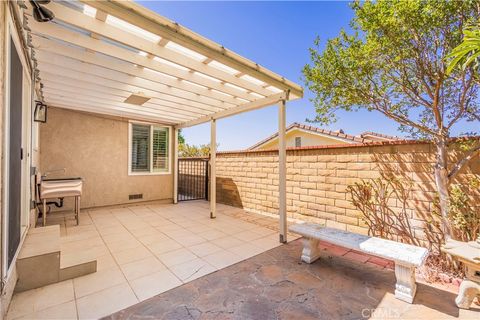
301,238,321,264
394,263,416,303
455,279,480,309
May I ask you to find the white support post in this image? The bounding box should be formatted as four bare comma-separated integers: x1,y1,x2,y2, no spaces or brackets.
173,127,179,204
210,119,216,219
278,99,287,243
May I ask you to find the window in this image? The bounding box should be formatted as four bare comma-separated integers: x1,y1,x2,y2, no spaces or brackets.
129,123,170,174
295,136,302,147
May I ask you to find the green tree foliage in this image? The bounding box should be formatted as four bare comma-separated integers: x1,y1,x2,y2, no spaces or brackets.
178,143,211,158
303,0,480,239
447,25,480,78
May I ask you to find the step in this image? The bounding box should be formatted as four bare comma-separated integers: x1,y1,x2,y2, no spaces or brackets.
15,225,97,292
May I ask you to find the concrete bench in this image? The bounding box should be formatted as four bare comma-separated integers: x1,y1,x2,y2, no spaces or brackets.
289,223,429,303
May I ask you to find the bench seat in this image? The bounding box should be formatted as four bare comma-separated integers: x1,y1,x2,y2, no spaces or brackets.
289,223,429,303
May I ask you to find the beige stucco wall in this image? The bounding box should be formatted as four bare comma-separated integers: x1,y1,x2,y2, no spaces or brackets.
40,107,174,210
256,129,352,150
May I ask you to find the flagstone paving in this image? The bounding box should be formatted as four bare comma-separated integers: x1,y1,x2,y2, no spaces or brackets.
105,239,479,320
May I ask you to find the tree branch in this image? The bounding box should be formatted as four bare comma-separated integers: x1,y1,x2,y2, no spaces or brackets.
448,142,480,179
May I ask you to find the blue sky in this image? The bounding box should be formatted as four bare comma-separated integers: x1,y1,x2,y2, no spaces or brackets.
139,1,476,151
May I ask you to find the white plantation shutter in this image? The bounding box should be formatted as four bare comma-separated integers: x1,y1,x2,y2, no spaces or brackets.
152,127,169,172
131,124,150,172
129,123,170,174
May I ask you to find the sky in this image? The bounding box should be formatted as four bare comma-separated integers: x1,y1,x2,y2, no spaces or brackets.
138,1,477,151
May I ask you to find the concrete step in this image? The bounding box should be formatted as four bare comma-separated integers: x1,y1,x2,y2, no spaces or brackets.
15,225,96,292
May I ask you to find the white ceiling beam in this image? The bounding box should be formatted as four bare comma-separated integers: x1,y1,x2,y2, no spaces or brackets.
35,50,229,113
79,0,303,98
37,67,228,116
31,44,232,110
177,91,288,129
44,94,189,122
48,101,177,125
32,36,240,107
43,86,203,119
40,76,217,114
46,2,274,97
29,20,259,102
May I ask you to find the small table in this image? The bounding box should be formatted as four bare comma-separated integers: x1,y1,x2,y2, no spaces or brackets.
442,239,480,309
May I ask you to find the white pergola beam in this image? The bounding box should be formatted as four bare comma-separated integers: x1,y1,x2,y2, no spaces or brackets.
44,94,190,122
45,2,274,97
43,87,200,119
48,100,177,125
39,71,224,113
32,36,241,108
278,99,287,243
80,0,303,98
173,128,179,204
210,119,216,219
176,91,288,129
38,67,224,116
29,20,259,102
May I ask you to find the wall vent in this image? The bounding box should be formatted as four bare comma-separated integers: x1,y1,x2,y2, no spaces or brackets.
129,194,143,200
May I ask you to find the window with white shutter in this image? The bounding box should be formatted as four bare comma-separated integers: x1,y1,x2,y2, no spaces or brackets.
129,122,170,175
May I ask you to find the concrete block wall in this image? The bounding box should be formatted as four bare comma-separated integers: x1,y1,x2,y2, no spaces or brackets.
215,141,480,240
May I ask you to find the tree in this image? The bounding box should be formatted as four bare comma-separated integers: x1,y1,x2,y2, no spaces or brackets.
302,0,480,239
178,143,211,157
178,129,186,145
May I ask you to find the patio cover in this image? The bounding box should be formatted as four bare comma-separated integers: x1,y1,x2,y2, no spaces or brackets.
18,0,303,242
23,0,302,126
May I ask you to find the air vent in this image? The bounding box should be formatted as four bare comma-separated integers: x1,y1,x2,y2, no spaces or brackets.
129,194,143,200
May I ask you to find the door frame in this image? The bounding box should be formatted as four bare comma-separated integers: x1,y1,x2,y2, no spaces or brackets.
1,8,33,281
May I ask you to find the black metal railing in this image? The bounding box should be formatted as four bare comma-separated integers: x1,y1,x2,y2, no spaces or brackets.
178,158,208,201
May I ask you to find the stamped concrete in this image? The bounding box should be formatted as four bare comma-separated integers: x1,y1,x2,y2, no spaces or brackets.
104,239,479,320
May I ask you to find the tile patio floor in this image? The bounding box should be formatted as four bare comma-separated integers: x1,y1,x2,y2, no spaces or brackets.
106,239,480,320
6,201,299,320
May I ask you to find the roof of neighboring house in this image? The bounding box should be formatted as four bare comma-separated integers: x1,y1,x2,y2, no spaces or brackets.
359,131,402,141
248,123,372,150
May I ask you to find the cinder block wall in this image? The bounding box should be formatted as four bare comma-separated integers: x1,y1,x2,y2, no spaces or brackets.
215,141,480,240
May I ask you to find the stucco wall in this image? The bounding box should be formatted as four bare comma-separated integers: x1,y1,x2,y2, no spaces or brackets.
215,141,480,242
40,107,173,210
256,129,352,150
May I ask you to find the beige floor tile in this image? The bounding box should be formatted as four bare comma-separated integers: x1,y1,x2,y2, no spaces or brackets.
129,269,182,301
213,236,244,249
233,230,265,241
137,232,169,246
120,256,166,281
95,254,117,271
203,250,243,269
76,283,138,320
156,248,197,267
7,280,74,320
111,245,153,265
101,233,136,245
197,229,227,241
73,266,126,298
250,235,282,251
15,300,77,320
188,242,223,257
175,234,206,247
106,239,142,253
146,239,182,255
129,226,159,237
97,225,127,236
169,258,217,282
228,242,265,259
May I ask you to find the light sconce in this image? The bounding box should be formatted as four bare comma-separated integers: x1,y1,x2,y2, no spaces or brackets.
34,100,47,123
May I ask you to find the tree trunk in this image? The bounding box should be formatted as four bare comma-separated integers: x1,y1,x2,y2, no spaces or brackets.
433,136,452,240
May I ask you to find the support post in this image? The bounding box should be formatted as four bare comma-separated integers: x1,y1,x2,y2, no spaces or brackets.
173,127,179,204
278,99,287,243
210,119,216,219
